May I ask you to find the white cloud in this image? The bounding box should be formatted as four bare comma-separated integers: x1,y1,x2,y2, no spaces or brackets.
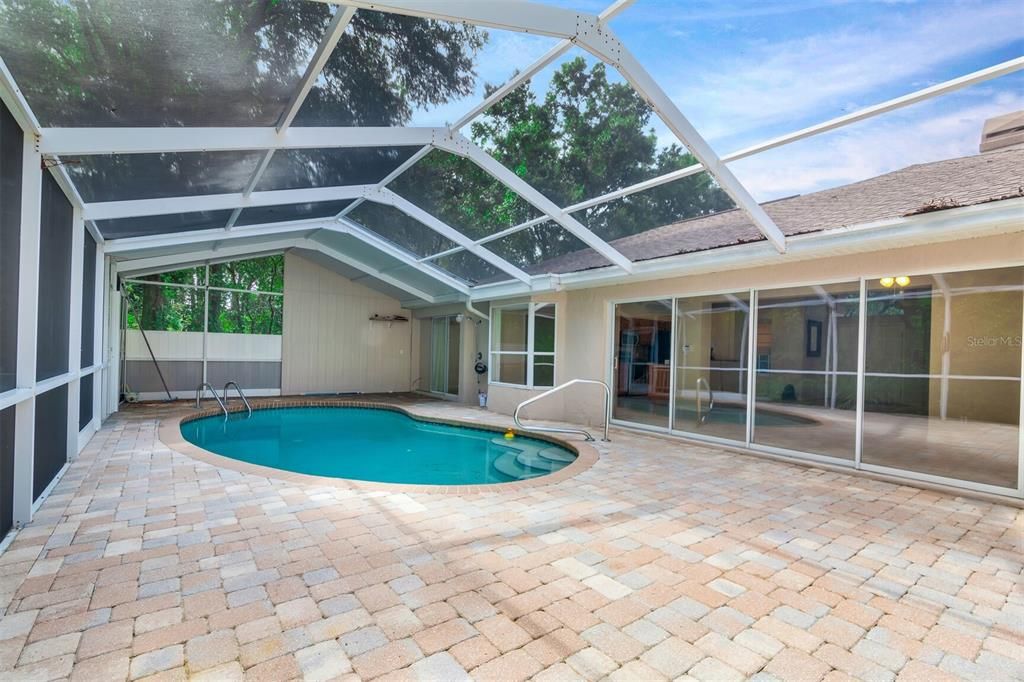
663,0,1023,144
729,88,1024,200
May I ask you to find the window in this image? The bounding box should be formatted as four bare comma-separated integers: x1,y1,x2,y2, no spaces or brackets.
490,303,557,388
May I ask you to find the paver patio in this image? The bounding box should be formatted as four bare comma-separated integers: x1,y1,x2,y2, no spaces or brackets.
0,398,1021,681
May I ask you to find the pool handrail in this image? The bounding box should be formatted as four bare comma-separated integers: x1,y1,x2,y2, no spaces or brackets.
696,376,715,424
195,382,228,419
223,381,252,417
513,379,611,442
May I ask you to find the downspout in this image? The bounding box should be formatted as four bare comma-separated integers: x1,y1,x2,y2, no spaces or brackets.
465,301,490,322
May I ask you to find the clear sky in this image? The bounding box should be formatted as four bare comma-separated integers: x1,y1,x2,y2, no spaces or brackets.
410,0,1024,202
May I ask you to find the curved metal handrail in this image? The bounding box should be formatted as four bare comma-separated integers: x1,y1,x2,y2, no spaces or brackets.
513,379,611,442
696,377,715,424
223,381,252,417
195,383,228,418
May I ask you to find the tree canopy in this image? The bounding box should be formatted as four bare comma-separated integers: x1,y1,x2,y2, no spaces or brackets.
385,57,733,277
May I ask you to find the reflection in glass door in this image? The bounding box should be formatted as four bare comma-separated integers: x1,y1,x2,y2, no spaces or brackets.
673,293,750,441
429,316,461,395
613,301,673,428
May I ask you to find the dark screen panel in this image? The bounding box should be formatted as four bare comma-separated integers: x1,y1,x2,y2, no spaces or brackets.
36,173,73,381
81,229,97,368
0,100,22,392
34,385,68,500
79,373,94,432
0,406,13,539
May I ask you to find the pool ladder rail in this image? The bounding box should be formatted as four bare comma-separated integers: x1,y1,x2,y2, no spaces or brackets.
696,377,715,425
513,379,611,442
195,382,252,420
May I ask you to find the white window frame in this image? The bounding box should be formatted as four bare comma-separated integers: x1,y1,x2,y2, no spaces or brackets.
489,302,557,389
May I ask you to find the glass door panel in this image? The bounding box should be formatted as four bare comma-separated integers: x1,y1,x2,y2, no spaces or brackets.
862,267,1022,488
753,282,860,459
447,316,461,395
674,293,750,441
613,301,673,428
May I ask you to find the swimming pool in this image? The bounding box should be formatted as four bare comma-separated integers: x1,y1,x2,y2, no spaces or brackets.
180,406,577,485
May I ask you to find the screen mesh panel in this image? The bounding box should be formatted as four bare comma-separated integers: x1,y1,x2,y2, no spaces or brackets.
430,252,503,285
0,100,21,392
67,152,263,203
209,256,285,293
96,210,234,240
573,172,735,242
34,384,68,500
292,11,493,127
388,149,543,241
346,202,456,257
37,173,73,382
79,373,94,432
255,147,419,191
81,229,97,368
235,200,354,227
0,0,332,126
482,222,590,273
0,406,13,540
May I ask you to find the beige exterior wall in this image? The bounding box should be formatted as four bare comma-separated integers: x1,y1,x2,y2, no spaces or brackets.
482,231,1024,426
281,252,413,395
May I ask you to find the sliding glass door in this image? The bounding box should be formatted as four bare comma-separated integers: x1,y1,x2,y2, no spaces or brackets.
613,301,673,428
673,293,750,441
429,316,460,395
608,265,1022,496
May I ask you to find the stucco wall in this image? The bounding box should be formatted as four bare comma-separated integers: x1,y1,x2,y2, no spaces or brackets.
480,231,1024,426
281,252,413,395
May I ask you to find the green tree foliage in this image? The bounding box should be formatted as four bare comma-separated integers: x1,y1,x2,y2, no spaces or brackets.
125,255,284,334
388,58,733,272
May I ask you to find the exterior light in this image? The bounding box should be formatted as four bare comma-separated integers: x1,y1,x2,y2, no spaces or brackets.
895,275,911,287
879,276,895,288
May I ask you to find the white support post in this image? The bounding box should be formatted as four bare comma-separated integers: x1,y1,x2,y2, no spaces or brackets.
12,134,41,527
38,126,442,156
371,188,533,284
434,134,635,272
103,256,120,418
67,208,84,459
91,239,105,430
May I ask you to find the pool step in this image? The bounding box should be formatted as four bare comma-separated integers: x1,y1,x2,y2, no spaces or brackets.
493,452,533,479
515,452,559,472
538,447,574,463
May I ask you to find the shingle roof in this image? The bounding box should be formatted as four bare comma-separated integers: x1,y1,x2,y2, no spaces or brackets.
537,146,1024,274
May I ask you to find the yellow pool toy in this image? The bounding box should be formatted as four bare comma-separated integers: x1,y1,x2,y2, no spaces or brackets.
504,428,515,439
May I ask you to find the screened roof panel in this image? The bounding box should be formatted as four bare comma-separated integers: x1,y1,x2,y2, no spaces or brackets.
66,152,263,203
96,210,233,240
573,171,736,242
430,251,504,286
313,231,460,296
0,0,331,127
293,12,556,127
481,222,593,273
388,149,543,240
462,48,702,210
345,202,456,257
254,147,418,191
235,200,354,227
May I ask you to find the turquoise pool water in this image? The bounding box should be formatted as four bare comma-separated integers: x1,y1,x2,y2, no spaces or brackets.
180,407,576,485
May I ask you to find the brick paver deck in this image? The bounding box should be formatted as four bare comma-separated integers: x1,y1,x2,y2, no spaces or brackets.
0,398,1020,681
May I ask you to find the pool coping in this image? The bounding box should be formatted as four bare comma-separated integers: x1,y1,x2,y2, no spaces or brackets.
158,399,600,494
